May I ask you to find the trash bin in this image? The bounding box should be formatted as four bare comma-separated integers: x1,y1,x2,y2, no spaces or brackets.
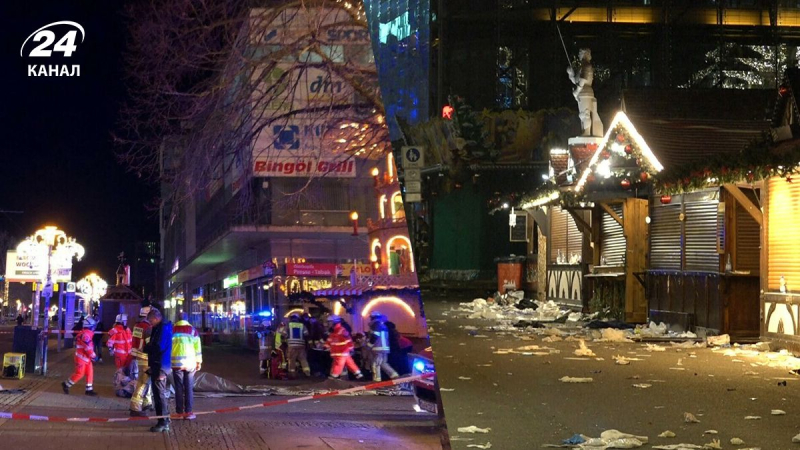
495,255,526,294
2,353,26,379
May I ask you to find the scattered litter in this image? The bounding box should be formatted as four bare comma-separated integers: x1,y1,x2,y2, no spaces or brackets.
684,412,701,423
730,437,744,445
703,430,718,435
793,432,800,443
658,431,676,438
703,439,722,449
632,384,652,389
440,388,455,392
597,328,634,343
707,334,731,346
559,376,593,383
653,445,703,450
600,430,648,444
466,443,492,449
574,340,596,357
562,434,586,445
458,376,472,380
744,416,761,420
771,409,786,415
457,426,491,434
646,344,667,352
614,355,631,365
413,404,424,413
543,335,563,343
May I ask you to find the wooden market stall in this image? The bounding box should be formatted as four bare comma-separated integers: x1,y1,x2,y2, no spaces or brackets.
760,68,800,350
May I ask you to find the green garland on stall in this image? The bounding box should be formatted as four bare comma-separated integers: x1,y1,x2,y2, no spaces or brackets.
654,132,800,195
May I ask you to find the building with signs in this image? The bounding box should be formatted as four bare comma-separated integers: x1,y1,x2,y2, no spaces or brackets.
161,5,386,333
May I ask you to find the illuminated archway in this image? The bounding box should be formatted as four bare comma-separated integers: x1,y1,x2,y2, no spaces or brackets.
379,194,387,219
371,238,382,263
390,191,405,220
386,235,415,274
284,308,304,318
361,296,415,318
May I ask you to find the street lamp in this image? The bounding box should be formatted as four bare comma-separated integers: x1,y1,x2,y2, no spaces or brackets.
16,226,84,375
77,273,108,315
350,211,359,236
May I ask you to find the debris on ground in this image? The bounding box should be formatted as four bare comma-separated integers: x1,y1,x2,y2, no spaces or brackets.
684,412,701,423
559,376,593,383
744,416,761,420
730,437,745,445
703,430,718,435
793,432,800,443
614,355,632,365
574,340,596,357
646,344,667,352
707,334,731,347
703,439,722,449
575,430,647,448
562,434,587,445
597,328,634,343
652,445,703,449
632,384,652,389
585,319,635,330
466,443,492,449
770,409,786,415
457,426,491,434
658,431,676,438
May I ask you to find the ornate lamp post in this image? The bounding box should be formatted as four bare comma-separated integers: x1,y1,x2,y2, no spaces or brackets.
16,226,84,375
77,273,108,315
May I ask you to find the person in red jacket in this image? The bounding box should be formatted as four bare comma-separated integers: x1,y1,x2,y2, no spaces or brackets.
107,314,132,369
324,315,363,380
62,317,98,396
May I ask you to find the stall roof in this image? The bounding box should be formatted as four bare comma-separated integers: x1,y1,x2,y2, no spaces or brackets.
99,284,143,302
313,285,419,297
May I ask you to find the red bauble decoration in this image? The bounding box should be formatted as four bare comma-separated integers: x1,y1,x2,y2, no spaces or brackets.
601,150,611,159
621,179,631,189
639,172,649,182
780,85,790,97
660,195,672,204
625,145,633,155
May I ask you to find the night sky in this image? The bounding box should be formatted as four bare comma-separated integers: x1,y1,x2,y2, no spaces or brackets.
0,1,157,284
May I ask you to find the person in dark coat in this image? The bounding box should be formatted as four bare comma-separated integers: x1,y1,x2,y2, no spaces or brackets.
93,315,105,363
16,314,23,327
144,308,173,433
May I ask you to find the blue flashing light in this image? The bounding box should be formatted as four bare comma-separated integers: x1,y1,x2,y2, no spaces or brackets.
258,310,272,318
413,359,426,373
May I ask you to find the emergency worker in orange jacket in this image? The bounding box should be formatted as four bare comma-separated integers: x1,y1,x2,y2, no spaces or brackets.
107,314,132,369
129,306,154,415
62,317,98,396
324,315,363,380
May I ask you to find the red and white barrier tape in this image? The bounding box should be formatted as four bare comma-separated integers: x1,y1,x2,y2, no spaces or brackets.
0,372,436,423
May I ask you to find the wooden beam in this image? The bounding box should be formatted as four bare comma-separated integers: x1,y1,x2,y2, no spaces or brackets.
599,203,623,227
566,209,592,240
723,184,763,226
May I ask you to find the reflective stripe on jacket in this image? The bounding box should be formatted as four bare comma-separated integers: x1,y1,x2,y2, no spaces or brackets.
326,323,354,356
130,320,151,360
286,321,307,347
368,329,390,353
171,320,202,370
75,328,96,364
107,324,132,357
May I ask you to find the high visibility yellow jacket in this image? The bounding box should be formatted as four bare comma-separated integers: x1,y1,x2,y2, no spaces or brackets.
171,320,203,371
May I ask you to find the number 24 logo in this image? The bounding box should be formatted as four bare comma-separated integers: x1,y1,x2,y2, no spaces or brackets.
20,21,85,57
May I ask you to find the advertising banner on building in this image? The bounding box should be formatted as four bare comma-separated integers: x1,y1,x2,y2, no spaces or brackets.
286,263,341,277
253,156,356,178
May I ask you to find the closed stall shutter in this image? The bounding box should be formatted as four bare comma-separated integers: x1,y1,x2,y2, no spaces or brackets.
767,178,800,291
550,206,582,263
735,199,760,273
685,201,720,272
550,207,567,263
601,205,626,266
650,203,682,270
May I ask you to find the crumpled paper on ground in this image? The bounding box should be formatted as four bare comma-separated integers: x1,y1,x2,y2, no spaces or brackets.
596,328,634,343
578,430,648,449
560,376,593,383
457,426,491,433
706,334,731,346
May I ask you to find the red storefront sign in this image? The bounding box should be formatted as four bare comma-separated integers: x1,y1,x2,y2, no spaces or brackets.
286,263,341,277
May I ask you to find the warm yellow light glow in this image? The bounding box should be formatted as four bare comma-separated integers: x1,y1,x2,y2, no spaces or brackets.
350,211,359,221
333,301,344,316
386,235,415,273
387,153,395,179
520,191,560,210
379,194,387,218
361,296,415,318
371,239,382,262
390,191,402,218
574,111,663,194
284,308,304,318
371,167,380,177
370,254,378,263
